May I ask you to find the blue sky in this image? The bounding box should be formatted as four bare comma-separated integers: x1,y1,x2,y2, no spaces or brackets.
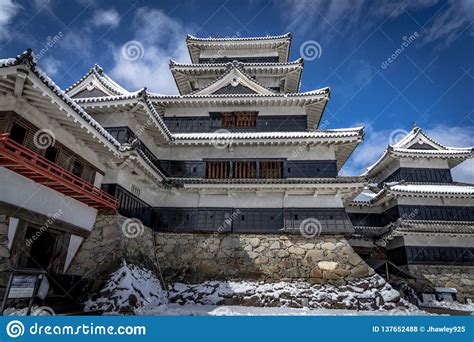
0,0,473,181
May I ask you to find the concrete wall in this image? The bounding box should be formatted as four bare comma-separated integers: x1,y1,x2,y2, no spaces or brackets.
155,233,374,284
0,167,97,232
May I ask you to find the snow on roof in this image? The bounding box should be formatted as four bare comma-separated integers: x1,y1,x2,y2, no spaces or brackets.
186,32,292,42
363,127,473,177
173,127,364,141
388,183,474,196
66,64,130,96
169,58,304,69
0,50,122,149
352,188,379,203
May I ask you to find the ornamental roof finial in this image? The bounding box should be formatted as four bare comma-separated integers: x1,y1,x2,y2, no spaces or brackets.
412,121,417,129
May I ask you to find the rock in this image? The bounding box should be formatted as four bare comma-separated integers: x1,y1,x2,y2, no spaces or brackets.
310,267,323,278
248,238,260,247
318,261,338,271
321,242,336,250
347,253,361,266
0,246,9,258
304,249,324,263
255,256,269,265
288,246,305,255
269,241,280,250
277,250,289,258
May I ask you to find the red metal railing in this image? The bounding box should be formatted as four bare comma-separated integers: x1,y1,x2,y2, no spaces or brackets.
0,133,117,210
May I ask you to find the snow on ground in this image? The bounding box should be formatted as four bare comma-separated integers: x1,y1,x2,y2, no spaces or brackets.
167,276,416,312
84,262,168,314
3,306,55,316
142,304,428,316
421,300,474,312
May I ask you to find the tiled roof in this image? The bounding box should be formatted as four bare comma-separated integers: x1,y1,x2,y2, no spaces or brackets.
186,33,292,42
173,127,363,141
363,127,473,177
65,64,130,96
169,58,303,69
1,50,121,149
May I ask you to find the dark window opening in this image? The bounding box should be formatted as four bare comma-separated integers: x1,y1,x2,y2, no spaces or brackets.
233,161,257,178
10,123,27,144
44,146,59,163
72,161,84,178
21,226,59,271
206,161,230,179
260,161,283,179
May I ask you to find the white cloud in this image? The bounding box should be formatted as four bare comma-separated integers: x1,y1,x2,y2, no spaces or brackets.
280,0,472,48
92,8,120,28
110,7,192,94
340,123,391,176
341,123,474,184
38,55,63,77
425,124,474,183
0,0,22,41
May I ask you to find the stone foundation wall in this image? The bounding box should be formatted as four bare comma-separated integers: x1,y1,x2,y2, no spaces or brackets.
155,233,374,284
406,264,474,301
67,215,156,278
0,216,11,299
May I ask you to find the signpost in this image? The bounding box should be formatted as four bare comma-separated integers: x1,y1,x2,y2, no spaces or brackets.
0,269,48,316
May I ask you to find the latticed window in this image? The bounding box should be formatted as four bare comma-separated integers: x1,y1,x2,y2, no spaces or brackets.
235,112,256,127
221,112,234,127
206,161,230,179
233,161,257,178
260,161,283,178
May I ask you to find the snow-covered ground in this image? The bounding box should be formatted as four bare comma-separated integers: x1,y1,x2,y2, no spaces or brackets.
141,304,428,316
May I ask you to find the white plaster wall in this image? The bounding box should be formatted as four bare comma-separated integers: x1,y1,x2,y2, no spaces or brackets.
387,235,474,249
0,167,97,231
200,48,278,59
399,157,449,169
7,97,105,171
149,188,345,208
159,144,336,161
396,197,471,206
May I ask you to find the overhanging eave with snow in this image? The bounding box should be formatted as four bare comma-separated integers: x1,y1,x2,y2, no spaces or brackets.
186,33,292,64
